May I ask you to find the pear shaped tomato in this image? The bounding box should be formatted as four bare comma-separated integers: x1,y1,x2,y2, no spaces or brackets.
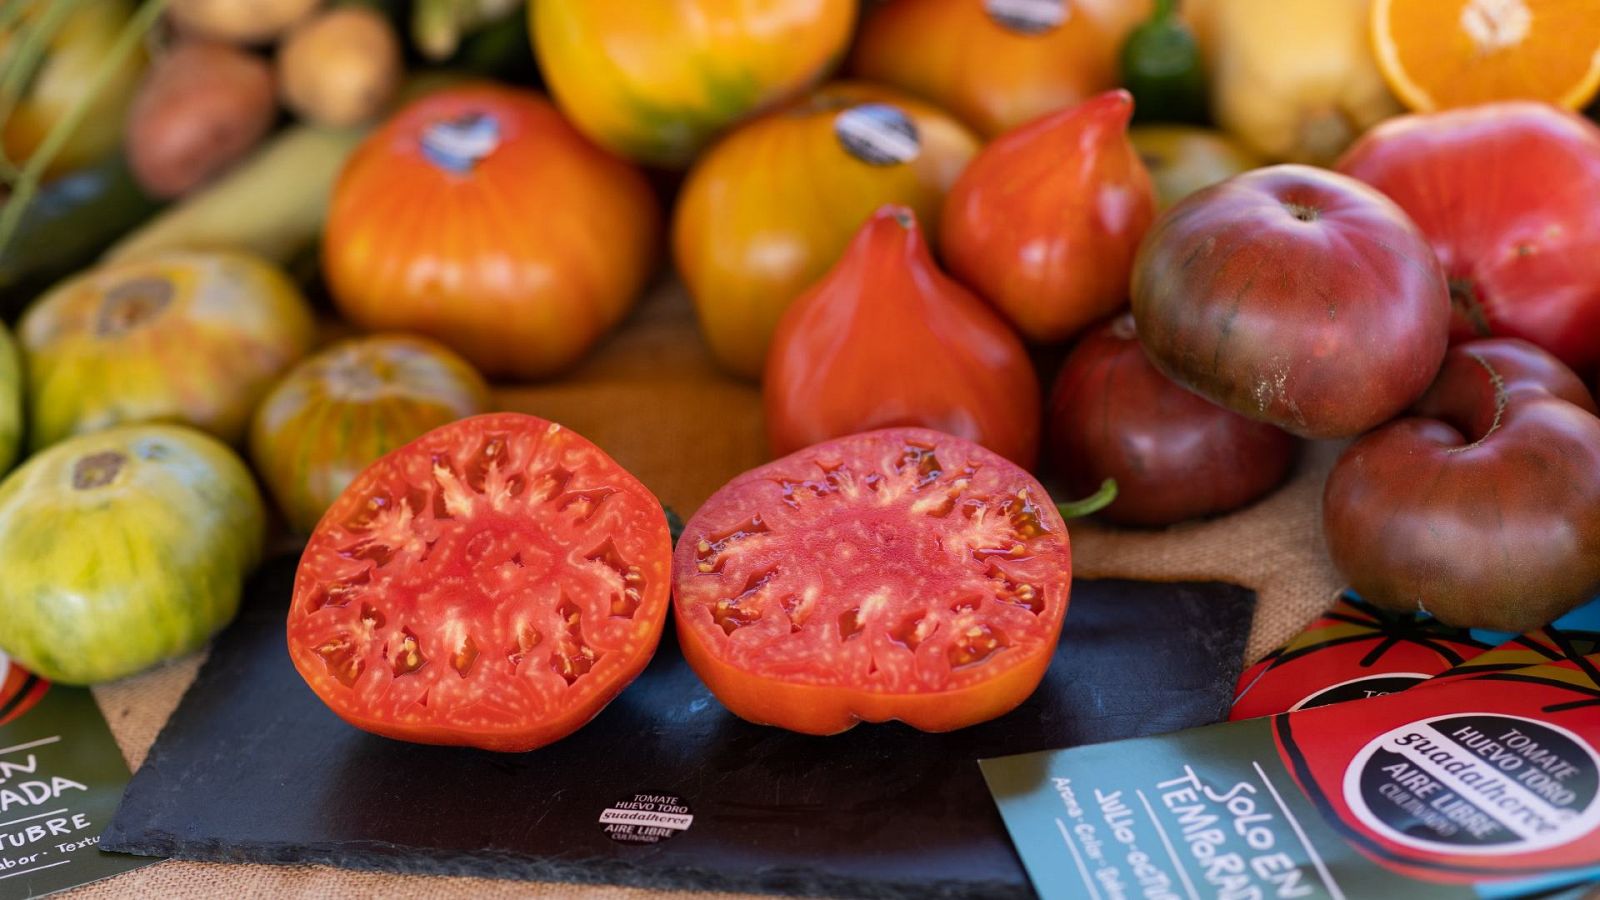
1337,102,1600,374
324,83,661,381
250,335,491,534
764,205,1040,468
674,81,981,380
20,251,316,451
940,90,1156,345
533,0,856,168
850,0,1151,137
1047,314,1296,526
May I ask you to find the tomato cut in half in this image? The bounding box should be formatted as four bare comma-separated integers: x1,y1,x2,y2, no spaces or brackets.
287,412,671,752
673,427,1072,735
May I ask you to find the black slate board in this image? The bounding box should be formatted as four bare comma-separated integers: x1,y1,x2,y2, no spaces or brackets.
102,556,1254,899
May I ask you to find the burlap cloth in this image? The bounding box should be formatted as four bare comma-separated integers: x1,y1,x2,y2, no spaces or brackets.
67,284,1342,898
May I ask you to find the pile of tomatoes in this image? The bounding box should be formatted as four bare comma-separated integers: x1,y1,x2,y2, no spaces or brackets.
0,0,1599,755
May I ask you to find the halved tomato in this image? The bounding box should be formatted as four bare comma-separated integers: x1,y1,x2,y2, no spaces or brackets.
673,427,1072,735
287,412,672,752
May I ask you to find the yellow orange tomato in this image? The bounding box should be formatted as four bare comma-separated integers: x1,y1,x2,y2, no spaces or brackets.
673,81,980,379
322,83,661,381
849,0,1151,137
533,0,856,168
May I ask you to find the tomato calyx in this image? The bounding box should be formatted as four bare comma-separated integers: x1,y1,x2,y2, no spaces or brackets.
95,276,173,335
72,451,126,490
1055,478,1119,520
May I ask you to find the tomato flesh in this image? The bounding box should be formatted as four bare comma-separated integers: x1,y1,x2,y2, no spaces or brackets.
673,427,1072,734
288,413,671,752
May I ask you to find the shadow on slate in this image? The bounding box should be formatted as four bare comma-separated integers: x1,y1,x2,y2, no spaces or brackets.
102,555,1254,900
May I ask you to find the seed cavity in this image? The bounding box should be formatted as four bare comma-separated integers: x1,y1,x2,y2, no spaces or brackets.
552,598,601,686
696,514,771,572
506,623,543,670
463,435,508,493
392,627,428,676
559,487,617,523
530,465,575,503
311,569,371,612
315,634,364,687
838,607,865,642
950,595,982,614
452,635,479,677
889,612,935,651
948,624,1006,668
359,602,385,629
989,564,1043,614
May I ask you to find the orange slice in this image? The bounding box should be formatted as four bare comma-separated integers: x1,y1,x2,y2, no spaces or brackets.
1371,0,1600,111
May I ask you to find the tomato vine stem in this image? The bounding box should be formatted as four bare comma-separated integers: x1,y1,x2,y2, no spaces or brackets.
1055,479,1118,520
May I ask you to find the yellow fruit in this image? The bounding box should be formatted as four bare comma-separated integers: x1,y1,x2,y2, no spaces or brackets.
1372,0,1600,111
1208,0,1402,164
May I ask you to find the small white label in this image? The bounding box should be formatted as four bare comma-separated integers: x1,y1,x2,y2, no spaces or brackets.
834,104,921,167
985,0,1069,34
600,793,695,845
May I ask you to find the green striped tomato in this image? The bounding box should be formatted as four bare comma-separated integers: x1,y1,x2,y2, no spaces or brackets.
250,334,490,534
0,424,265,684
20,250,316,451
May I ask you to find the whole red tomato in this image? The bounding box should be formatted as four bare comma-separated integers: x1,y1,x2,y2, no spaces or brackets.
850,0,1151,137
323,84,660,381
940,90,1156,345
1131,164,1450,438
674,81,980,379
288,413,673,752
249,334,490,534
1047,314,1296,526
764,205,1039,467
1323,339,1600,632
673,427,1071,734
1337,103,1600,374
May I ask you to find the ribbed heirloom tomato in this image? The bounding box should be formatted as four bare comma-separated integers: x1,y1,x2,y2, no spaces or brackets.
323,84,660,381
20,251,315,451
673,427,1072,735
674,81,980,379
287,413,672,752
533,0,856,167
250,335,490,534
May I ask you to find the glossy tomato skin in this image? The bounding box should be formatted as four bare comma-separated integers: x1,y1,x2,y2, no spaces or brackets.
1132,164,1450,439
534,0,856,167
324,84,661,381
249,334,490,534
1337,103,1600,374
850,0,1151,137
1323,339,1600,632
674,427,1071,734
1048,315,1296,526
0,425,265,684
940,91,1156,345
674,81,981,379
20,251,315,451
288,412,671,752
765,206,1040,468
